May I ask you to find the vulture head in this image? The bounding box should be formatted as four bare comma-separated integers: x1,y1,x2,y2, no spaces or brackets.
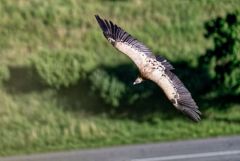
133,76,144,85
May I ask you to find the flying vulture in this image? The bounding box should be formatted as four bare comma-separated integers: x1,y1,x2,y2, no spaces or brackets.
95,15,201,122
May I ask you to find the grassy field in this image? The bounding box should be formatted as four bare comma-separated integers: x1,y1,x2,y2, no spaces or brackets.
0,0,240,156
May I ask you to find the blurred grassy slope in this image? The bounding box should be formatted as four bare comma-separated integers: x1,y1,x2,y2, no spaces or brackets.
0,0,240,156
1,0,239,65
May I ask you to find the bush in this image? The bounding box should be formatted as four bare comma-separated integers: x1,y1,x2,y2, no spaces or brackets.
32,50,85,89
89,69,126,107
0,65,10,85
88,67,154,108
201,11,240,95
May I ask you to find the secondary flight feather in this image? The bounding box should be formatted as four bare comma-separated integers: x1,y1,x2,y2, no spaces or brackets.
95,15,201,122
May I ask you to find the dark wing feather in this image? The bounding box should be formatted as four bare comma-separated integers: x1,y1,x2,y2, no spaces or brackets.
156,55,175,70
95,15,155,58
165,70,201,122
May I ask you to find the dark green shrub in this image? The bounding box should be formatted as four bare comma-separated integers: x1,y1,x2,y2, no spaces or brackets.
32,50,85,89
88,67,154,108
89,69,126,107
201,11,240,95
0,65,10,85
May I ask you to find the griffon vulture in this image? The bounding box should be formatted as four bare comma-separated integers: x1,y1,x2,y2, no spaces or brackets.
95,15,201,122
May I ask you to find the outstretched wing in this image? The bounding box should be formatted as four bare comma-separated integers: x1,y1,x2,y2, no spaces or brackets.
149,68,201,122
95,15,155,70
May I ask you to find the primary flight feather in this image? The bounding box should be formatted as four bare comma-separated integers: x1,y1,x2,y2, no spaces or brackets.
95,15,201,122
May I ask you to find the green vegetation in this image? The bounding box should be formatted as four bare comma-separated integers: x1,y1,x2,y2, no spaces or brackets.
89,69,126,107
0,0,240,156
0,64,9,85
201,11,240,95
32,49,85,89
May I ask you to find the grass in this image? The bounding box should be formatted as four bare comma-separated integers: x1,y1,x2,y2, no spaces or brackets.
1,88,240,156
0,0,240,156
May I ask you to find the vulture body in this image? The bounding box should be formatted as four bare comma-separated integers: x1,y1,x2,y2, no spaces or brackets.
95,15,201,122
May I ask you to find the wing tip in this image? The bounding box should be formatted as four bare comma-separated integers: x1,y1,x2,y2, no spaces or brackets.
94,14,101,23
166,71,201,122
95,14,108,33
182,106,202,122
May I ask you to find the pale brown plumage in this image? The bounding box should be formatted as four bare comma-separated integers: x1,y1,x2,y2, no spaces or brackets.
95,15,201,122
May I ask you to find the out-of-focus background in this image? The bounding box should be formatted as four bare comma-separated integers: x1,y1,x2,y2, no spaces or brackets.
0,0,239,156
